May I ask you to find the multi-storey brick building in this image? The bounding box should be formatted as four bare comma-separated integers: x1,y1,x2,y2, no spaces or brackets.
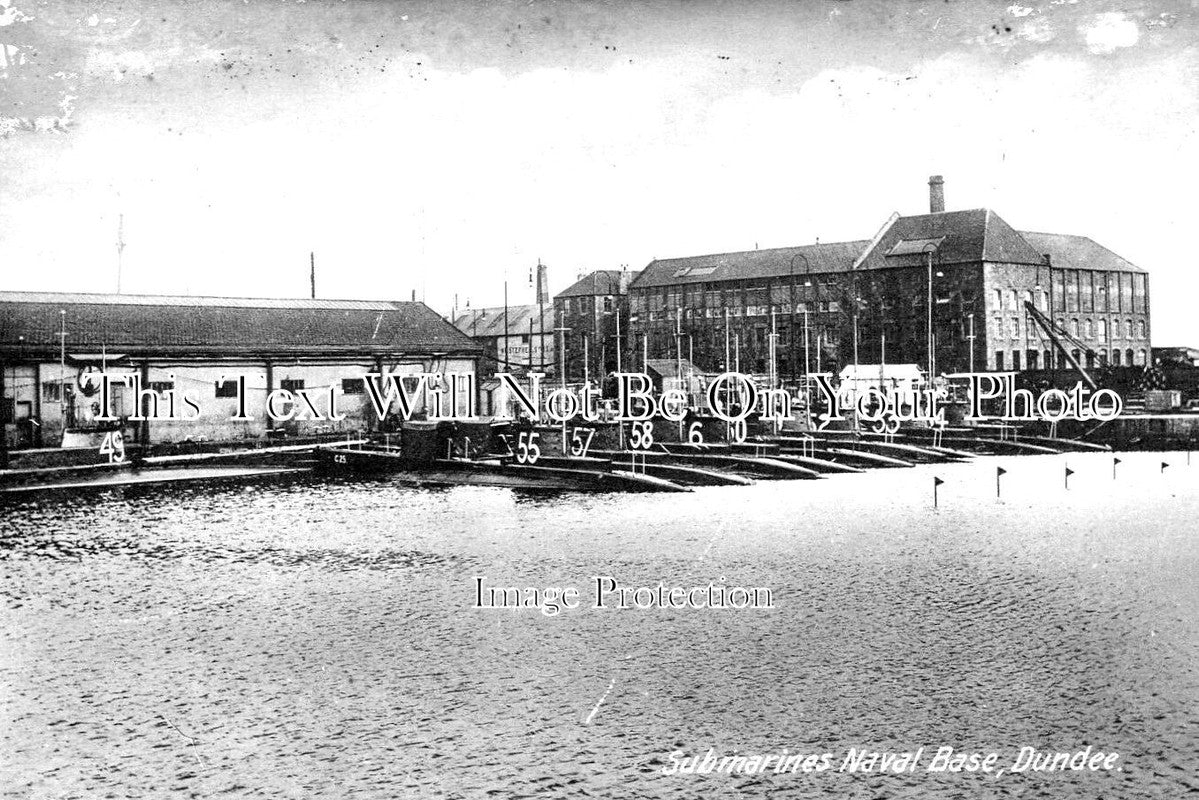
553,269,637,382
628,177,1150,380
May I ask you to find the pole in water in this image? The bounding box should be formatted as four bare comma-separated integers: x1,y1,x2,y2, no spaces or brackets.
933,475,944,508
996,466,1006,499
1113,456,1121,479
1065,464,1074,489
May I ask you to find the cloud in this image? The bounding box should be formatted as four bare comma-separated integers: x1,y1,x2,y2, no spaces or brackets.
965,9,1057,52
1081,12,1140,55
84,48,154,80
0,0,31,27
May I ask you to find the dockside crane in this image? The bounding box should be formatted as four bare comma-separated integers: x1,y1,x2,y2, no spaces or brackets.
1023,301,1098,390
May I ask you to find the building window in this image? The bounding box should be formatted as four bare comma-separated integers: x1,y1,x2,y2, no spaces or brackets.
1137,320,1146,338
1010,317,1020,338
1084,319,1093,339
995,289,1003,310
1043,349,1053,369
1071,318,1079,337
1126,319,1133,338
1012,350,1021,370
1010,289,1018,309
995,351,1004,370
603,296,614,313
1098,320,1107,342
1111,349,1121,366
215,380,238,398
42,382,62,402
148,381,174,393
280,379,305,393
1126,348,1134,366
341,378,364,395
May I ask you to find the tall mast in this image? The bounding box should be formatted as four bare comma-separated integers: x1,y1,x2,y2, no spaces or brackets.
116,214,125,294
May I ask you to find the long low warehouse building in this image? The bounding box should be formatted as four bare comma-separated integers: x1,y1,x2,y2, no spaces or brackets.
0,291,482,451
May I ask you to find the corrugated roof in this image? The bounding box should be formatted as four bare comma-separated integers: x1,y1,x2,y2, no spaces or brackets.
452,304,556,339
632,241,871,289
556,270,636,298
0,291,480,356
1018,231,1144,274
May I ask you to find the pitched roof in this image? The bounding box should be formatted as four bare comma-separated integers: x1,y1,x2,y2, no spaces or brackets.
556,270,637,298
452,304,556,339
855,209,1047,270
631,240,871,289
1018,231,1144,273
618,210,1145,292
0,291,480,357
645,358,702,379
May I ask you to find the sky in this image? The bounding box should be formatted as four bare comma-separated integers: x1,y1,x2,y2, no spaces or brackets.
1,0,1197,342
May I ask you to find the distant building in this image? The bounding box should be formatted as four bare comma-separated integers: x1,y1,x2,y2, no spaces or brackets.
0,291,481,450
553,269,638,382
628,176,1151,380
452,304,556,379
454,261,558,379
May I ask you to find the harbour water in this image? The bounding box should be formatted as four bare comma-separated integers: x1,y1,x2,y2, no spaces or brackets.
2,452,1196,798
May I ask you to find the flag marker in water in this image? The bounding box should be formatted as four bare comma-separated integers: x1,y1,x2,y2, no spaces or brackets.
933,475,944,508
1113,457,1121,480
1161,461,1170,473
996,466,1006,499
1065,464,1074,489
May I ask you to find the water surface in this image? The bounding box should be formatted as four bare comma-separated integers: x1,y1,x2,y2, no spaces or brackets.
2,452,1196,798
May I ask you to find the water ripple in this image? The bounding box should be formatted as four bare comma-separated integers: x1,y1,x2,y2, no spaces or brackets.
1,452,1196,798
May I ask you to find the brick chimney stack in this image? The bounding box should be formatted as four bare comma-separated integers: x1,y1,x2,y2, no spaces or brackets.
929,175,945,213
535,261,550,305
